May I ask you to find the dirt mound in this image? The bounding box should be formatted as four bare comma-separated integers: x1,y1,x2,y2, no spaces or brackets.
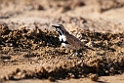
0,23,60,48
0,23,124,82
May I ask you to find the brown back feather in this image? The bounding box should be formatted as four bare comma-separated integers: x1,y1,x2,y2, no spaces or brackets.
65,33,84,50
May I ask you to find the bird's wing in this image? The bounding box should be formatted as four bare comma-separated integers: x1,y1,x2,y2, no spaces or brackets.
66,34,84,50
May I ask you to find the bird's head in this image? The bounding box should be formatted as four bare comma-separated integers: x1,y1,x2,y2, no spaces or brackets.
52,24,64,29
52,24,68,35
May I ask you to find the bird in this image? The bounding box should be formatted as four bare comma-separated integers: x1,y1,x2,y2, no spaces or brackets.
52,24,85,58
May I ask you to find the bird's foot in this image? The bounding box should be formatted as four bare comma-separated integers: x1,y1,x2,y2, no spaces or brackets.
76,50,82,58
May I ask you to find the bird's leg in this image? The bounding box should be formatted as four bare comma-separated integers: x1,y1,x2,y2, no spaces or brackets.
76,50,81,58
68,50,76,59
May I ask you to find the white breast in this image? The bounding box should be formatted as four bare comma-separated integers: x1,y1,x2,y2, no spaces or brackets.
59,35,66,41
59,35,75,49
61,43,75,49
61,43,66,47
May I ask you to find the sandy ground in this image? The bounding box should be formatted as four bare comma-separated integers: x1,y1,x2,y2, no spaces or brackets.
0,0,124,83
3,74,124,83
